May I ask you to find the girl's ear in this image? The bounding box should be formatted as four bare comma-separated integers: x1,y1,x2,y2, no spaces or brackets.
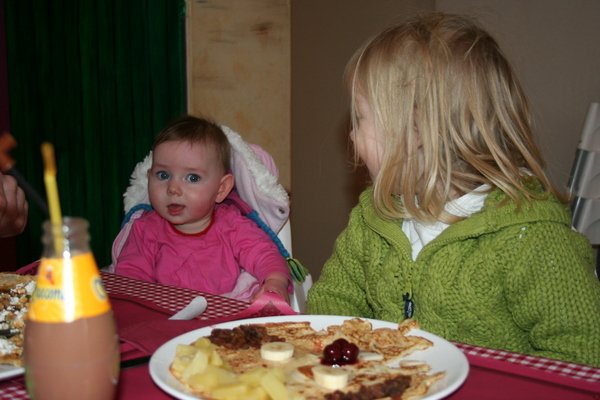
215,173,234,203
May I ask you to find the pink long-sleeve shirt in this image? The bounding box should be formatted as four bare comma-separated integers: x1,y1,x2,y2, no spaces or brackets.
114,203,290,295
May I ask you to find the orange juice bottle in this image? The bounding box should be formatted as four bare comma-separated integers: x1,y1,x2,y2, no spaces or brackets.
24,217,120,400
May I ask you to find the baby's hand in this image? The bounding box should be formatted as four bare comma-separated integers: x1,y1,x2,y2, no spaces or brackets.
252,275,290,304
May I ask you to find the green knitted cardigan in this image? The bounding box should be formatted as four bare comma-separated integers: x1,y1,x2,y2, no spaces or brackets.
307,185,600,367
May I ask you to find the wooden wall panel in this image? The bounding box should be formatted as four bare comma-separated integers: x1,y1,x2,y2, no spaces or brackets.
186,0,291,190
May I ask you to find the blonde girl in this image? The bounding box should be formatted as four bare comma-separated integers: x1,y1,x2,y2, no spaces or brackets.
307,13,600,367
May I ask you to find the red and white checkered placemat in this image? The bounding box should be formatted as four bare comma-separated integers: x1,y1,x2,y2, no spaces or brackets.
100,272,249,320
0,383,26,400
455,342,600,384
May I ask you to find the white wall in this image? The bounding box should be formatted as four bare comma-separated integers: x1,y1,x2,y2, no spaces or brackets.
436,0,600,188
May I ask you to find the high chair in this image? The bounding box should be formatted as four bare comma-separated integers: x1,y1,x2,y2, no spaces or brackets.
108,125,311,312
277,219,312,313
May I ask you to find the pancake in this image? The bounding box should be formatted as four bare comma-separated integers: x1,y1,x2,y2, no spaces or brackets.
170,318,444,400
0,273,36,367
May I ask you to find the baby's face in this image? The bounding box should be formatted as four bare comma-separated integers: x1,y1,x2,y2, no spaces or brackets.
148,140,229,234
351,94,383,179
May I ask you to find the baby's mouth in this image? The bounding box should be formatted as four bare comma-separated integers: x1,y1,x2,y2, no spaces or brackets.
167,204,185,216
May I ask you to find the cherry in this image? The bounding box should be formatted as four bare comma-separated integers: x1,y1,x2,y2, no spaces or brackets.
321,338,359,365
323,342,342,362
341,343,359,363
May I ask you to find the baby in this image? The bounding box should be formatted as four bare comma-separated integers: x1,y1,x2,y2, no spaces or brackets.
115,115,291,302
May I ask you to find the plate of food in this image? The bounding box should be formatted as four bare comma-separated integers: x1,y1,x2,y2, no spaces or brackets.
150,315,469,400
0,273,36,380
0,365,24,381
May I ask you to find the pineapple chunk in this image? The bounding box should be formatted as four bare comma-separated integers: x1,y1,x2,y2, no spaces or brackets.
246,385,269,400
193,337,213,349
260,370,289,400
239,367,269,386
175,344,198,358
211,383,249,400
209,349,224,366
188,371,219,391
182,349,209,380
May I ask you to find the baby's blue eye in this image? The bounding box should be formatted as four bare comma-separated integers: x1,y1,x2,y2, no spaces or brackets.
156,171,170,181
186,173,201,183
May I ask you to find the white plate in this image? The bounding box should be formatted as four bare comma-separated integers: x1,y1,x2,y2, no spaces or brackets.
150,315,469,400
0,364,23,381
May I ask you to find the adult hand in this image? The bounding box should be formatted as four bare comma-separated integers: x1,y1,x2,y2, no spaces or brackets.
0,172,28,237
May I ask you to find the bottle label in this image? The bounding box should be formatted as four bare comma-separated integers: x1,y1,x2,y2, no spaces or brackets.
28,253,111,322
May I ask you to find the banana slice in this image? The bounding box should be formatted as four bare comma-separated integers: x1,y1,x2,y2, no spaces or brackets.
260,342,295,362
312,365,350,390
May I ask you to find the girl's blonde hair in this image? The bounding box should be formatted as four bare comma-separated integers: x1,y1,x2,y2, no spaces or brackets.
347,13,562,222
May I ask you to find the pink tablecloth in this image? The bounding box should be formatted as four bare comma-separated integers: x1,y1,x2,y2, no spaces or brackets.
1,272,598,399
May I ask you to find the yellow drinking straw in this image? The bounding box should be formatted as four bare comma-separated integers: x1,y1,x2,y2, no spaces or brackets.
41,143,63,254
